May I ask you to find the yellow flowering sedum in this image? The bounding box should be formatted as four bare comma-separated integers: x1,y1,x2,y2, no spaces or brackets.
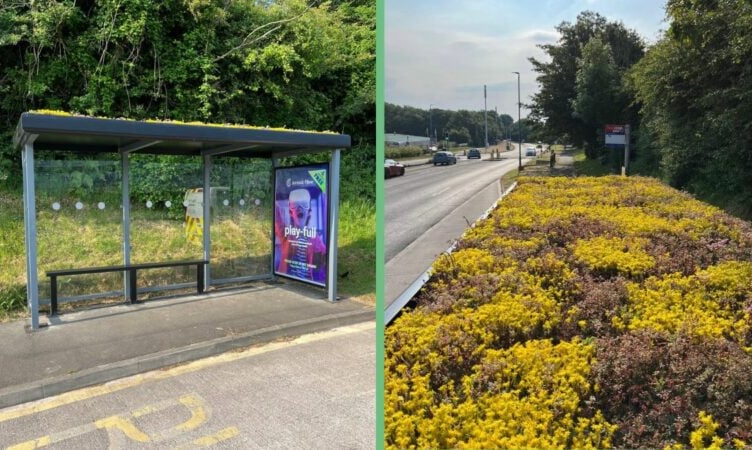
386,176,752,449
690,411,724,450
386,334,616,449
624,261,752,343
572,236,655,277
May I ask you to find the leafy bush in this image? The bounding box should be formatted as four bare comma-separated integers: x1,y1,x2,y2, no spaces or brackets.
385,146,425,159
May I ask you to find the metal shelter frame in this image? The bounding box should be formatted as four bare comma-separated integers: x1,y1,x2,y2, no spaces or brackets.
13,112,350,330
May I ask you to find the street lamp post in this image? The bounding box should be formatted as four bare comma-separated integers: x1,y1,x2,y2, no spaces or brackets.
495,106,500,159
429,104,434,146
512,71,522,171
484,85,489,153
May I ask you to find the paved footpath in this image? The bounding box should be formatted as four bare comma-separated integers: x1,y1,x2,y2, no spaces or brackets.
0,281,374,411
0,322,375,449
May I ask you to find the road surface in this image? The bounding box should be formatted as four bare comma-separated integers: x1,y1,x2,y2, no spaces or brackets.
385,147,529,316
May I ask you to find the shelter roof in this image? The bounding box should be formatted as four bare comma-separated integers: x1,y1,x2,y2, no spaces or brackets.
13,112,350,158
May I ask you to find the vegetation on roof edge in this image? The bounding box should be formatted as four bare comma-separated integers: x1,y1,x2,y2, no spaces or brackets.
28,110,338,135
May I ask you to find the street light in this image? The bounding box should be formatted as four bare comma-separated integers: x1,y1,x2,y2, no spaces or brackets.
429,104,434,146
512,71,522,171
483,85,489,151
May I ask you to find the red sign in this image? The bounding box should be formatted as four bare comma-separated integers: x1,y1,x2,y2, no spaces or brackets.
605,124,625,134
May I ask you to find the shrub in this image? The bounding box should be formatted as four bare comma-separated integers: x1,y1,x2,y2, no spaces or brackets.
385,146,425,159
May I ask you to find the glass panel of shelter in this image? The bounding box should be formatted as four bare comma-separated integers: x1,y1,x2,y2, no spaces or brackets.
34,152,123,308
127,154,204,298
32,151,276,308
209,156,273,283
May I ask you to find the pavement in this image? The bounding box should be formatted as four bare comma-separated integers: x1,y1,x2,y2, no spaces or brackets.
0,280,374,409
521,149,576,176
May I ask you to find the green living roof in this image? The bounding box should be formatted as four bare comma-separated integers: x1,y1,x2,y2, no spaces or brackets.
13,111,350,158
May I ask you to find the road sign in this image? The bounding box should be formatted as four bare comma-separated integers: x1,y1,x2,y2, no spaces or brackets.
605,124,626,148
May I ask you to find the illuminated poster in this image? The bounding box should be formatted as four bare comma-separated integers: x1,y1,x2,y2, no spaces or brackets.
274,164,328,286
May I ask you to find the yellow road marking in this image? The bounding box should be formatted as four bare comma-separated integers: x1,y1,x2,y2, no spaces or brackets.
191,427,240,447
6,436,50,450
175,394,208,431
131,402,162,418
6,393,216,447
0,321,373,423
95,416,150,443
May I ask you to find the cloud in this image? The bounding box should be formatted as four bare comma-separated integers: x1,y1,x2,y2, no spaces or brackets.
385,0,665,115
523,29,560,44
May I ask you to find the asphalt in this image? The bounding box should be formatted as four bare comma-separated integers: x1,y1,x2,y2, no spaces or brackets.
0,280,374,409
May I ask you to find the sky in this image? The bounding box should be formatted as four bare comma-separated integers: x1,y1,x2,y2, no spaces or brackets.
385,0,669,118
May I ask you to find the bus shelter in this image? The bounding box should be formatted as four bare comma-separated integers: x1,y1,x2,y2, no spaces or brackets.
13,112,350,330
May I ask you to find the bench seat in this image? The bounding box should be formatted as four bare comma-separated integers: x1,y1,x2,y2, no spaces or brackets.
46,260,208,315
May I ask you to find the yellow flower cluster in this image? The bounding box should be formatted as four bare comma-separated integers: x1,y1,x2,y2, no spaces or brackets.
495,176,729,240
386,336,617,449
432,248,497,278
28,109,336,134
622,261,752,344
688,411,727,450
572,236,655,278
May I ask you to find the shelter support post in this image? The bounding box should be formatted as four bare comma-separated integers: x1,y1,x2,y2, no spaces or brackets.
203,154,212,288
327,149,341,302
271,158,279,280
121,152,131,300
22,140,40,329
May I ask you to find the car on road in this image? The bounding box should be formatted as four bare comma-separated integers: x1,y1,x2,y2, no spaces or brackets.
525,147,537,156
467,148,481,159
433,151,457,166
384,159,405,178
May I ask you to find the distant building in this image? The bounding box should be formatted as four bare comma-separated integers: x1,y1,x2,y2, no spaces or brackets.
385,133,430,148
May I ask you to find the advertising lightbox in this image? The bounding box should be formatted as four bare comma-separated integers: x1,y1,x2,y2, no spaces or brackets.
273,164,329,287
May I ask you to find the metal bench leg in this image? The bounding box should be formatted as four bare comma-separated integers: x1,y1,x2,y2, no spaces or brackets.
197,263,205,294
50,275,58,315
129,269,138,303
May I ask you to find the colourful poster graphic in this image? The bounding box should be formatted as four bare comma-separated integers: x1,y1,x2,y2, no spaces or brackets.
273,164,328,286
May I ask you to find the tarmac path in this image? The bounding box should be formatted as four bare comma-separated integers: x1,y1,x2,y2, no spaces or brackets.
0,322,375,449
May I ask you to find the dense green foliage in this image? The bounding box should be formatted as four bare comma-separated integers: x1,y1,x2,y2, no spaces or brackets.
528,11,644,158
384,146,423,159
0,0,375,314
529,4,752,219
0,0,375,185
628,0,752,218
385,103,526,147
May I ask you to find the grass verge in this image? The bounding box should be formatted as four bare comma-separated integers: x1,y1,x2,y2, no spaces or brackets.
572,147,614,176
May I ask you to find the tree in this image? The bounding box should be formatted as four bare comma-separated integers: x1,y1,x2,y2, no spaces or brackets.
0,0,375,186
447,127,470,145
529,11,645,153
571,38,623,159
628,0,752,217
385,104,511,147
